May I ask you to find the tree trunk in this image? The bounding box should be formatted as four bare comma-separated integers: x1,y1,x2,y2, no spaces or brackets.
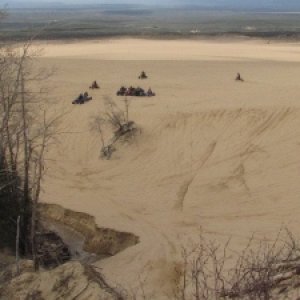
16,215,20,275
20,66,30,256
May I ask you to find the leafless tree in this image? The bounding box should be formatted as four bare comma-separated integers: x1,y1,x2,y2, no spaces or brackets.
0,31,61,270
90,114,115,159
174,230,300,300
91,96,138,159
104,96,138,139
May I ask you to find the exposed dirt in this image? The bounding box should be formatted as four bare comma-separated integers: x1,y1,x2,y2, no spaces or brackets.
38,203,139,259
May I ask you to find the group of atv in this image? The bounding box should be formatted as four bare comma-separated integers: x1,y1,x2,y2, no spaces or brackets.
117,71,155,97
72,71,158,104
72,81,99,104
117,86,155,97
72,71,244,104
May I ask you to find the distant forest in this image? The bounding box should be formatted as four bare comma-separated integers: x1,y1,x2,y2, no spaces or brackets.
1,4,300,41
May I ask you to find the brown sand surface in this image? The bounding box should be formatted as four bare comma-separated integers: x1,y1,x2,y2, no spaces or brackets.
38,39,300,298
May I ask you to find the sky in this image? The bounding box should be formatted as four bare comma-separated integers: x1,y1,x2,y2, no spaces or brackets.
2,0,300,10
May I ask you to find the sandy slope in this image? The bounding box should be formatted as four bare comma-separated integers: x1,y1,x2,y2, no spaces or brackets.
37,39,300,298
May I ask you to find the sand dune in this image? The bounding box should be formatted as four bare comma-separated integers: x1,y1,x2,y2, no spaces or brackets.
41,39,300,62
38,39,300,298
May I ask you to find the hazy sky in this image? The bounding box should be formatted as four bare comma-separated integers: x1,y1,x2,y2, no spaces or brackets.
3,0,300,9
1,0,297,3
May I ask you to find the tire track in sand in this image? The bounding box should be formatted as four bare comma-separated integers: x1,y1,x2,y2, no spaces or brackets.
174,141,217,210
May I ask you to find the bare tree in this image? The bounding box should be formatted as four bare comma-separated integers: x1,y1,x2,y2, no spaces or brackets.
90,114,115,159
103,96,137,139
174,230,300,300
91,96,138,160
0,35,60,269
